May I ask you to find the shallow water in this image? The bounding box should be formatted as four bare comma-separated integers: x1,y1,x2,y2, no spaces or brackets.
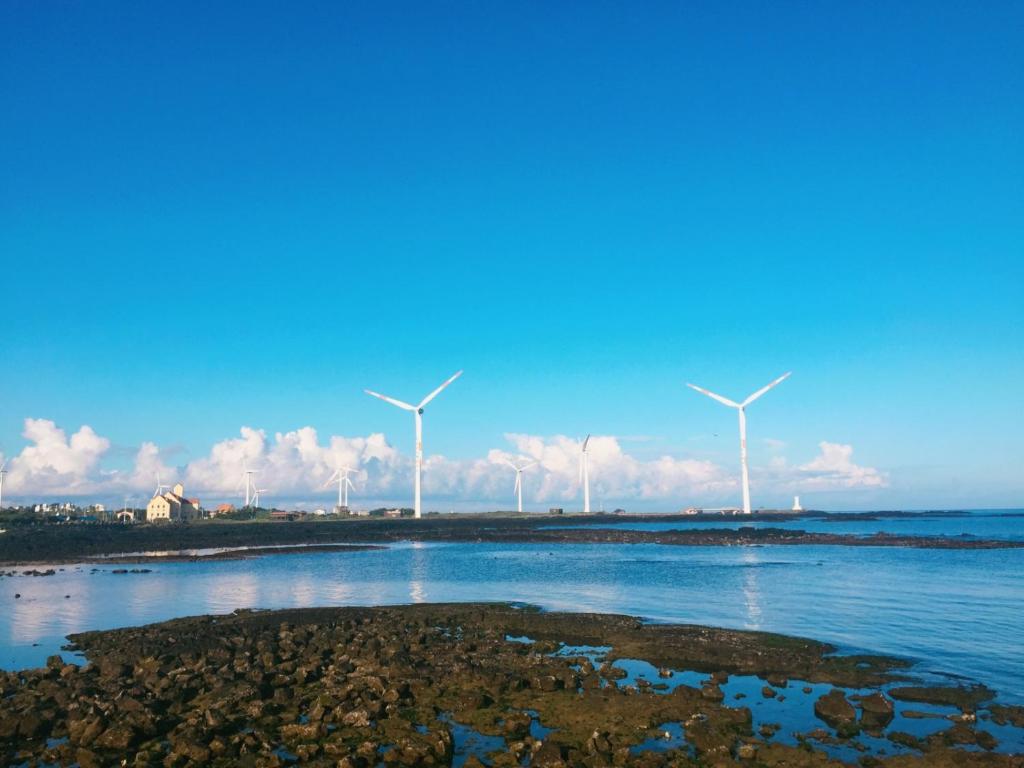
553,509,1024,540
1,515,1022,709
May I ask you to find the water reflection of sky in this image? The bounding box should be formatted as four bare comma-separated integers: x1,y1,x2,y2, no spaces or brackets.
550,509,1024,540
1,539,1022,706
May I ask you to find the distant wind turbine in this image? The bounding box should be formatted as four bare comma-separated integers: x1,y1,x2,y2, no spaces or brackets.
579,435,591,514
154,472,169,498
239,467,258,507
0,462,7,511
324,466,356,508
365,370,462,519
686,372,791,514
252,487,269,508
502,458,536,514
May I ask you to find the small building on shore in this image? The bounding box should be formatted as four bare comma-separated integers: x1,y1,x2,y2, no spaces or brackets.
146,483,200,522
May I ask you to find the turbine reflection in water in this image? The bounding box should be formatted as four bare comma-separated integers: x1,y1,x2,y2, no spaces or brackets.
741,548,763,630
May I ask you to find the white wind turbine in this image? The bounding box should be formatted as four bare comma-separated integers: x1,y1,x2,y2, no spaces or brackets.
502,458,536,514
252,487,269,508
0,461,7,511
687,372,791,514
154,472,169,498
240,467,258,507
579,435,592,514
324,466,356,508
365,370,462,519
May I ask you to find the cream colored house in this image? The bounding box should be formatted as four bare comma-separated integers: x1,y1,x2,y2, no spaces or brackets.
146,483,200,522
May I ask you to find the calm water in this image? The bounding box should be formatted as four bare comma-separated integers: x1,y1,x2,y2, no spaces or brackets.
1,513,1022,707
556,509,1024,540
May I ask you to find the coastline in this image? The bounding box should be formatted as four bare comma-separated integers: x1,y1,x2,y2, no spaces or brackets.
1,514,1020,566
2,603,1020,766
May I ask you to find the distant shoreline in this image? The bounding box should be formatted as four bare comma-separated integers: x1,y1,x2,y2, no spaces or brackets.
1,512,1020,566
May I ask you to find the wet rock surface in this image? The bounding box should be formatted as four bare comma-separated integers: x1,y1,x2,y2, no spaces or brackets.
0,603,1019,767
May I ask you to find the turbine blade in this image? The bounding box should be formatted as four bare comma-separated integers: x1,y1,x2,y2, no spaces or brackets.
418,370,463,409
501,458,517,470
365,389,417,411
582,434,591,452
522,461,536,471
346,477,355,490
742,372,792,407
686,383,740,408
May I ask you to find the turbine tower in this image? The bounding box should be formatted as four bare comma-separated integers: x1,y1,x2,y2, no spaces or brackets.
240,468,258,507
0,461,7,511
502,458,536,514
324,467,356,508
686,372,791,514
252,488,269,508
365,370,462,519
579,435,591,514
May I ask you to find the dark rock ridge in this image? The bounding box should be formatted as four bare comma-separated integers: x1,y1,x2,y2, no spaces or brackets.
0,603,1018,767
2,515,1020,565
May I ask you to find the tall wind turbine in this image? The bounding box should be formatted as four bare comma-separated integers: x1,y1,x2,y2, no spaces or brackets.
240,468,258,507
579,435,591,514
502,458,536,514
0,461,7,511
365,370,462,519
324,467,356,508
687,372,791,514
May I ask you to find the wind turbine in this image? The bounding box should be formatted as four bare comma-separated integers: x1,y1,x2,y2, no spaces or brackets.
365,370,462,519
252,488,269,508
579,435,591,514
0,461,7,511
686,372,791,514
154,472,169,498
324,467,356,508
239,468,258,507
502,458,536,514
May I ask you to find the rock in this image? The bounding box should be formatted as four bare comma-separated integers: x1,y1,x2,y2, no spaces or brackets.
342,708,371,727
503,711,532,739
761,686,777,698
814,689,859,736
857,692,894,729
95,723,139,751
737,743,757,760
530,739,567,766
701,683,725,701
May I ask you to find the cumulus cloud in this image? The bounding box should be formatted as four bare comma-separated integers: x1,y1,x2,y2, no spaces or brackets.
0,418,886,507
183,427,406,502
796,441,887,490
5,419,110,493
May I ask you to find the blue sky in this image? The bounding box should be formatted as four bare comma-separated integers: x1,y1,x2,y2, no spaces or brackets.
1,1,1021,510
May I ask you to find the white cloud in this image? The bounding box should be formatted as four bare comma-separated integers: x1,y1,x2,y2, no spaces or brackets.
794,441,887,490
5,418,110,493
0,418,886,508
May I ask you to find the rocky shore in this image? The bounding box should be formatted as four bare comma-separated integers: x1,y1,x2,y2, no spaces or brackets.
1,514,1019,565
1,603,1021,767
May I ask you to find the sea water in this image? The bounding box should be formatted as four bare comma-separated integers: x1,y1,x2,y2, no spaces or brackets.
1,513,1021,706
